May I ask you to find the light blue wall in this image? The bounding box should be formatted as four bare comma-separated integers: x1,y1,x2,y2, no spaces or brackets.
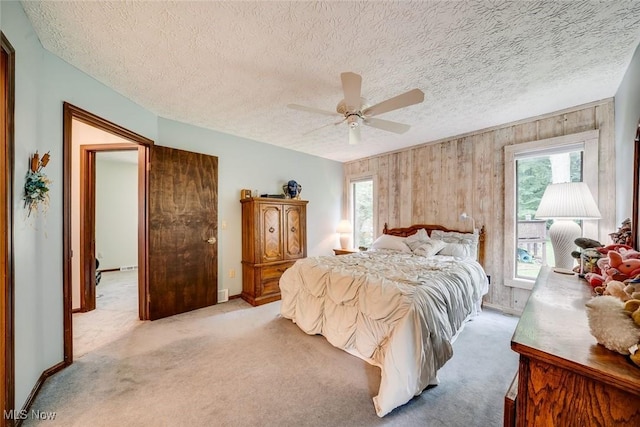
3,0,159,409
615,42,640,223
3,0,343,411
3,0,43,410
158,118,343,294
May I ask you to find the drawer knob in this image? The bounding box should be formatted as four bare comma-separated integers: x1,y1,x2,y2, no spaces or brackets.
269,227,275,233
290,226,296,233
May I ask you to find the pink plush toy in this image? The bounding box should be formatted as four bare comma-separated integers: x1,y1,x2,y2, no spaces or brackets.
619,248,640,260
587,249,640,289
597,244,632,255
609,251,640,279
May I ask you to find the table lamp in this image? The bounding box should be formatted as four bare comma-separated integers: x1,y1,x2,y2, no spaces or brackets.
336,220,353,249
535,182,601,271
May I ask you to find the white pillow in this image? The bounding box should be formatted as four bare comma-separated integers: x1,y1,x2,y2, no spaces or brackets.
413,240,447,257
405,228,430,251
430,230,479,260
369,234,411,253
438,242,474,258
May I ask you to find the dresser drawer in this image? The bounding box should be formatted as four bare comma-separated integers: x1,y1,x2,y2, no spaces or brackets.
261,262,294,281
261,278,280,295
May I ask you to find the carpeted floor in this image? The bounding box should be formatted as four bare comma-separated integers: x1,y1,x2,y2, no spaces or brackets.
73,270,141,358
26,275,520,427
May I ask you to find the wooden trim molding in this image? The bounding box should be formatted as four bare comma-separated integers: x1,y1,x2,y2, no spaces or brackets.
79,143,137,312
503,129,600,289
63,103,153,366
13,362,65,427
632,119,640,251
1,32,15,427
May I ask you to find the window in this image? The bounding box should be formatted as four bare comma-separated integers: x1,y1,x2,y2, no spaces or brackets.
515,149,583,280
350,177,374,249
504,130,599,289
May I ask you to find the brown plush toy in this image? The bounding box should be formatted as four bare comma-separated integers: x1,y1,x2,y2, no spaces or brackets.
623,300,640,367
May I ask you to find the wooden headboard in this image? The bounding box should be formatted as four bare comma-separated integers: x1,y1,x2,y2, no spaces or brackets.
383,223,486,267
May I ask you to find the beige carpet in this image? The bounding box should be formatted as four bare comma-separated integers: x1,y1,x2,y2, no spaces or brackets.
26,278,519,427
73,270,141,359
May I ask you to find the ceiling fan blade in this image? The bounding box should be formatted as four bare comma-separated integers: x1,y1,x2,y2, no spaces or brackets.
362,88,424,117
302,118,346,136
349,125,361,145
363,117,411,134
341,72,362,110
287,104,340,117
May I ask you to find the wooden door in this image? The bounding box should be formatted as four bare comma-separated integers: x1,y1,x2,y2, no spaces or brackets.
259,203,282,263
1,33,14,427
148,146,218,320
284,204,305,260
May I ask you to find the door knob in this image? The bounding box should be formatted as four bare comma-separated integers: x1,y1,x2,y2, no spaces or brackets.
207,237,217,245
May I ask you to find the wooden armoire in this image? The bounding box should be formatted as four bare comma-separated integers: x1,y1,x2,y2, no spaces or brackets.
240,197,307,306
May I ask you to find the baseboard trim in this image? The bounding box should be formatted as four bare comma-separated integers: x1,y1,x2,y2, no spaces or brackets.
15,361,66,427
483,302,522,316
97,267,119,273
229,294,241,300
71,307,82,314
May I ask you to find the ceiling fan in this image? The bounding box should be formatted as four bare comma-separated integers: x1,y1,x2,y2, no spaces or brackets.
287,72,424,145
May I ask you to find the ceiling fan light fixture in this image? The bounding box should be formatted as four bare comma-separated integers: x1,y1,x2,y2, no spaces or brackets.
346,113,360,128
349,126,361,145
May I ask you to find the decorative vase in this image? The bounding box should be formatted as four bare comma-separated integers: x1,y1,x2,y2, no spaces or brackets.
283,180,302,199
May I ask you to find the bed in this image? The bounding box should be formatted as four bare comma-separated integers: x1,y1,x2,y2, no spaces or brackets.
279,223,489,417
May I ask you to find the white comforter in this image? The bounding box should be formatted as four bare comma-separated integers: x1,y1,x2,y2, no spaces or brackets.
279,250,489,417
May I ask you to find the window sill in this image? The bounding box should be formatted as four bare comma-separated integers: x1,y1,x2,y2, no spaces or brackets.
504,278,535,290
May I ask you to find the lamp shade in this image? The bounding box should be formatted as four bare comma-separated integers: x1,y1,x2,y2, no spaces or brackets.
535,182,601,220
336,220,353,234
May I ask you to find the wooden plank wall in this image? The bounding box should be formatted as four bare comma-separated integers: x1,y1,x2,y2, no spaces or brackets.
343,100,616,312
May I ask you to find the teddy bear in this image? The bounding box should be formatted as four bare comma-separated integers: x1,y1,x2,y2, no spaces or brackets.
624,280,640,300
598,280,629,300
623,299,640,367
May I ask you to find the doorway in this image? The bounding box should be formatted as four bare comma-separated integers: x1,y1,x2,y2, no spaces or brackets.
75,140,139,313
1,32,15,427
75,146,140,358
63,103,153,365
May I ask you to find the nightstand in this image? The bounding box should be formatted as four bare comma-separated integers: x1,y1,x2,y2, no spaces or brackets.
333,248,358,255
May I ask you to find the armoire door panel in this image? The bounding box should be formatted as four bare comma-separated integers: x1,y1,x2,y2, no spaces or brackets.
284,205,304,259
260,204,282,262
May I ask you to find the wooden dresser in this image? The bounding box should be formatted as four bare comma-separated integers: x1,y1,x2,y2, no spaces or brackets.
508,267,640,426
240,197,307,306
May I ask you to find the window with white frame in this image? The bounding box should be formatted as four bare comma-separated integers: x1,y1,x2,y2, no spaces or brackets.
504,130,599,289
350,177,374,250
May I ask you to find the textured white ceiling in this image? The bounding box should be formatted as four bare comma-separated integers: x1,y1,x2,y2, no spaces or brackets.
21,1,640,162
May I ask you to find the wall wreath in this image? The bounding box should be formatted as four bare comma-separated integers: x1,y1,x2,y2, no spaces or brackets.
23,151,51,217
